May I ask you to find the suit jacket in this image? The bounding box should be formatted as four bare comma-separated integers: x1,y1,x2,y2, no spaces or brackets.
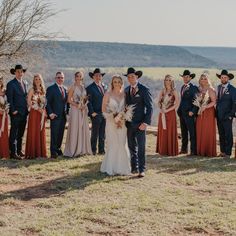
6,78,28,116
46,83,68,119
86,82,107,117
177,83,199,117
125,83,153,127
216,83,236,121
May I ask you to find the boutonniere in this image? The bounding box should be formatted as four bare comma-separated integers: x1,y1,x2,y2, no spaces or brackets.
185,84,190,90
102,83,108,91
224,87,229,94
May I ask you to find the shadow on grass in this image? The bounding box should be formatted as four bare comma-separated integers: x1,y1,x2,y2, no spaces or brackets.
147,154,236,174
0,157,69,169
0,160,134,202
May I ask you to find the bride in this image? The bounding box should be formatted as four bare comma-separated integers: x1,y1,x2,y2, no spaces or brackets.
100,75,131,175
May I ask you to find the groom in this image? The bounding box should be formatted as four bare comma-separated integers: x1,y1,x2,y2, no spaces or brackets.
125,67,153,177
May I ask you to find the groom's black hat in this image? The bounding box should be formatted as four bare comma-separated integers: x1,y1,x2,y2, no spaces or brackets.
10,64,27,75
89,68,105,78
124,67,143,78
216,69,234,80
179,70,195,79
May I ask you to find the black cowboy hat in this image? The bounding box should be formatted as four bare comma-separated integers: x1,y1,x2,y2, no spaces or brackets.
179,70,195,79
10,64,27,75
216,69,234,80
89,68,105,78
123,67,143,78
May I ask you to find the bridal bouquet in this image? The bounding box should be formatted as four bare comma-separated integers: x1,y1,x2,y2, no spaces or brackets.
76,95,89,110
0,96,9,137
32,95,47,130
32,95,46,110
103,99,135,129
193,91,209,115
159,93,173,110
113,105,135,128
159,93,174,130
0,96,9,112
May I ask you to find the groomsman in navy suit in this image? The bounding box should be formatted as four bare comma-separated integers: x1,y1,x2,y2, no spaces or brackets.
86,68,107,155
6,65,28,159
216,70,236,158
46,72,68,158
125,67,153,177
177,70,199,155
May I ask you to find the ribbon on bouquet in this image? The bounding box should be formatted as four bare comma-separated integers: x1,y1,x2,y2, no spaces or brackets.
0,111,7,137
40,112,45,131
161,112,167,130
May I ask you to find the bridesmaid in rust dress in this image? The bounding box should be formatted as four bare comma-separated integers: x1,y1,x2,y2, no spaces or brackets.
156,75,179,156
196,72,217,157
25,74,47,158
0,76,10,159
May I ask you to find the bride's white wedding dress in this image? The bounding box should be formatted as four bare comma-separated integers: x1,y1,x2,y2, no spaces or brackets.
100,95,131,175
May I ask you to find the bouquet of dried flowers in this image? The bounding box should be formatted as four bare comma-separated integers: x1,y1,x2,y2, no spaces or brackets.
193,91,209,115
0,96,9,137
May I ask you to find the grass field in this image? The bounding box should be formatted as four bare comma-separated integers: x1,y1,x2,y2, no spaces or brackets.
0,130,236,236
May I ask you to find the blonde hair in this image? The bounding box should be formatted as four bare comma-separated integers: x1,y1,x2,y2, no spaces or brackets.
75,71,84,79
199,72,213,89
111,75,123,90
164,74,175,91
33,74,46,95
0,75,4,91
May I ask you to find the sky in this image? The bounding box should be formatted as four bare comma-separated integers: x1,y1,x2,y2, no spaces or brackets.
48,0,236,47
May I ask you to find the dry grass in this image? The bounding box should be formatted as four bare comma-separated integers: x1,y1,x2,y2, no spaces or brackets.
0,131,235,236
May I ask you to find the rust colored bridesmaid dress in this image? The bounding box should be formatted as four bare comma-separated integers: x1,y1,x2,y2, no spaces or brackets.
156,93,178,156
0,96,9,158
25,92,47,158
196,95,217,157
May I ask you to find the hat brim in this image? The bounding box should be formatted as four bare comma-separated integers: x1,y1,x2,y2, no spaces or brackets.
216,73,234,80
89,72,105,78
10,68,27,75
124,70,143,78
179,73,195,79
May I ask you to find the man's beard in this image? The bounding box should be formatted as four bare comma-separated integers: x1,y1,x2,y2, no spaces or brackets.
221,81,228,84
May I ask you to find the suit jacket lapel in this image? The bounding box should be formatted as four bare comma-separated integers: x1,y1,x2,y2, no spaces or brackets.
14,78,25,94
93,82,103,96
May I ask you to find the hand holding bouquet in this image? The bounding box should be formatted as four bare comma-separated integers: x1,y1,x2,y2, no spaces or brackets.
76,95,89,110
193,91,209,115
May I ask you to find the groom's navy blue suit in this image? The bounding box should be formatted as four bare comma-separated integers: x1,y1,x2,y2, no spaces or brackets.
6,78,28,155
86,82,106,154
216,83,236,156
125,83,153,173
46,83,68,156
177,83,199,154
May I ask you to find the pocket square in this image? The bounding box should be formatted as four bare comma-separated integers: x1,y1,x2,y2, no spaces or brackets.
135,94,140,97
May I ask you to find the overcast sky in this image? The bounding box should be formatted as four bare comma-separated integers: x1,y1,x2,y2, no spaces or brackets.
49,0,236,47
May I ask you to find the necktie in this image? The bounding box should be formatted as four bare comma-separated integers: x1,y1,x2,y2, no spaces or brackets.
18,80,25,93
219,86,224,99
59,86,65,98
181,84,187,96
97,85,104,95
131,87,136,96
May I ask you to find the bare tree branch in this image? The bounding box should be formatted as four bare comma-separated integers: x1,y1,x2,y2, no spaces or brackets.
0,0,60,69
